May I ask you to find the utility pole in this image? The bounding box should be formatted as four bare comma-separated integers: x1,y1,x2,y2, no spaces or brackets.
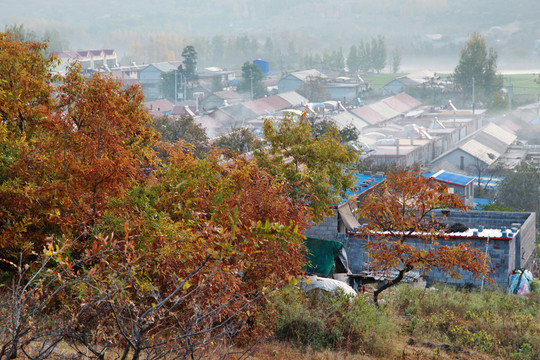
472,76,475,115
508,77,513,113
250,67,253,101
174,69,178,105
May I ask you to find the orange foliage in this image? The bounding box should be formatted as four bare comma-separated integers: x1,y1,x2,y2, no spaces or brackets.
0,33,315,355
356,167,490,302
0,40,157,259
70,144,310,352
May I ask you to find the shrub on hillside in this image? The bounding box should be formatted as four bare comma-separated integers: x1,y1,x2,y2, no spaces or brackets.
391,285,540,359
268,283,399,356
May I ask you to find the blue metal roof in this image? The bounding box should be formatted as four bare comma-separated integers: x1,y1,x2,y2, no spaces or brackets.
345,173,386,199
424,170,475,187
474,198,491,209
336,170,474,207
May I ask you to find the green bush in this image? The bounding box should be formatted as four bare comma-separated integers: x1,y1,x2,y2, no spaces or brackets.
390,284,540,358
269,284,399,356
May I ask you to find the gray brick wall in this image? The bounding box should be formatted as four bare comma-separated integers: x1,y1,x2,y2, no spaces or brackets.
344,235,514,289
304,212,339,241
340,210,536,290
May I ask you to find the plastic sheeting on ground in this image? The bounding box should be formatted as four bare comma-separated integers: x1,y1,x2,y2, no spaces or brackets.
508,269,534,296
300,275,357,296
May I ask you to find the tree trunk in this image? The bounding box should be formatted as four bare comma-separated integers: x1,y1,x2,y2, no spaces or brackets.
373,265,413,305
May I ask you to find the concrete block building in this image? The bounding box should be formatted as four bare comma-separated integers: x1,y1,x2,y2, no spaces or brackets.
304,171,536,290
344,210,536,289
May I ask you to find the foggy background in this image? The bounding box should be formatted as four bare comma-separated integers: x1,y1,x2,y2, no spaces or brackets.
3,0,540,73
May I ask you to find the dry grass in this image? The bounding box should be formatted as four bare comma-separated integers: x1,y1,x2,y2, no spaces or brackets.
241,339,495,360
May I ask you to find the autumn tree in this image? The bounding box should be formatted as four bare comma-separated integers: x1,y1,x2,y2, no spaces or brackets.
0,33,60,259
254,113,357,222
59,144,312,358
453,33,502,103
181,45,198,82
51,63,157,239
211,127,259,156
0,33,157,261
347,45,360,74
356,167,490,304
240,61,266,99
0,33,357,357
495,163,540,216
152,115,208,156
309,118,358,143
297,76,331,102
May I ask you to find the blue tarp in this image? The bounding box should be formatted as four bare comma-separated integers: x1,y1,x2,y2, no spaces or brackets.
424,171,475,186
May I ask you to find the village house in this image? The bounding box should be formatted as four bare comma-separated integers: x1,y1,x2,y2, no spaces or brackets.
345,209,536,289
138,61,183,101
350,92,422,128
278,69,326,94
304,171,536,290
382,69,437,96
429,123,517,174
143,99,174,116
52,49,118,72
424,170,476,207
201,90,243,110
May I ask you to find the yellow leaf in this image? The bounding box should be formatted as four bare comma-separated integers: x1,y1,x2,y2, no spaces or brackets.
183,281,191,290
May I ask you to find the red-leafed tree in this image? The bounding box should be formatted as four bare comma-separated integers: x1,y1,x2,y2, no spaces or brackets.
51,63,157,235
0,32,358,358
0,33,60,259
356,167,490,304
0,43,158,260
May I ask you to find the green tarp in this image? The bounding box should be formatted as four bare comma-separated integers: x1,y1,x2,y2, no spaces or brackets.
304,237,344,277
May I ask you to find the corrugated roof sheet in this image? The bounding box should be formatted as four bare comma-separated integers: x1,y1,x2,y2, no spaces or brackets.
473,131,509,155
276,91,309,106
399,70,436,85
345,173,386,199
424,170,475,186
383,92,422,113
369,101,401,120
218,103,258,122
459,139,500,165
325,111,369,130
243,95,290,115
288,69,326,81
144,99,173,113
212,90,242,101
428,159,465,175
152,62,179,73
481,123,516,145
194,115,223,139
208,108,235,123
350,93,421,126
350,106,386,125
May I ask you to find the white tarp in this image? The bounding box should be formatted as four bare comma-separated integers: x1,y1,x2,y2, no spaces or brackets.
301,275,357,296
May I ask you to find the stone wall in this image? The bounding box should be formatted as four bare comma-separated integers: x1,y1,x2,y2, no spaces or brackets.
304,212,340,241
344,235,514,289
342,210,536,290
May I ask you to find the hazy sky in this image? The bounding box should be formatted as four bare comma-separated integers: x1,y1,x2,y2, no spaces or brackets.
3,0,540,72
